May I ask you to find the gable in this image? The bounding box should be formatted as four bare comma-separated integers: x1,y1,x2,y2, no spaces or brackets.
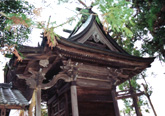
77,21,119,52
68,15,123,53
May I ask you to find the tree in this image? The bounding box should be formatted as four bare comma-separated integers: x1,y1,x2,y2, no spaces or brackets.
0,0,34,59
132,0,165,61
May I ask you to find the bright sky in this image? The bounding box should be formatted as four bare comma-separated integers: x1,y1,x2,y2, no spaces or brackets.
0,0,165,116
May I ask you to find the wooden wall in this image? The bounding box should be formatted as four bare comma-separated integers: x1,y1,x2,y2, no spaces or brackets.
77,87,115,116
47,84,116,116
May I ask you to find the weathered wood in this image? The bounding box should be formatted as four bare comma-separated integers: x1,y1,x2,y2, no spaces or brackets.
76,78,112,89
142,84,157,116
71,83,79,116
78,102,115,116
65,93,69,116
35,88,41,116
4,12,155,116
0,105,26,109
1,108,6,116
41,73,70,90
111,86,120,116
22,54,57,60
78,76,111,82
116,92,144,100
133,95,142,116
129,80,142,116
42,56,60,73
58,43,150,67
77,87,113,103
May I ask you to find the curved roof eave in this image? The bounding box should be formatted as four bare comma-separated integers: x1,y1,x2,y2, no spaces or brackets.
57,38,155,64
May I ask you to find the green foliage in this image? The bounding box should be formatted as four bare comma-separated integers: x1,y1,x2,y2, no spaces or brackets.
132,0,165,61
94,0,134,38
41,102,48,116
58,0,70,4
0,0,34,54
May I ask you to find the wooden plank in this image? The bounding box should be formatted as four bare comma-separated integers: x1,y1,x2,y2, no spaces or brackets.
78,102,115,116
76,78,112,90
77,87,113,102
0,105,26,109
65,93,69,116
78,76,112,82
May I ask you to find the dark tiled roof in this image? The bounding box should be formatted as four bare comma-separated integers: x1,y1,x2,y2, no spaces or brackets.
0,83,29,109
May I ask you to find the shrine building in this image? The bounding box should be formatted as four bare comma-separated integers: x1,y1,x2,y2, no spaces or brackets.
3,10,154,116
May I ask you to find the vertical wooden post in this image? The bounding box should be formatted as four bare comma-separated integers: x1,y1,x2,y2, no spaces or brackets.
35,88,41,116
111,86,120,116
132,95,142,116
129,80,142,116
1,108,6,116
71,81,79,116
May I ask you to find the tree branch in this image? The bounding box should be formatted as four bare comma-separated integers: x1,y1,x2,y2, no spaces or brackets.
77,0,88,8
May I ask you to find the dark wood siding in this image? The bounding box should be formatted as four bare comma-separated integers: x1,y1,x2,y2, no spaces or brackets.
77,87,115,116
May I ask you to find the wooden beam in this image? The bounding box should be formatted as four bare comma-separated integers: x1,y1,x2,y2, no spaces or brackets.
0,105,27,109
116,92,144,100
23,60,38,74
78,76,112,82
22,54,57,60
71,82,79,116
76,78,112,89
41,73,70,90
42,56,60,73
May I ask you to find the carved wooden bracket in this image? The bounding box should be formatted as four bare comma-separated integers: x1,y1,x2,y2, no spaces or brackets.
17,68,45,89
41,73,70,89
60,59,80,81
107,67,129,85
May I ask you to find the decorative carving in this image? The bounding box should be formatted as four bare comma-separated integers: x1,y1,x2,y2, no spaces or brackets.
39,59,49,67
17,68,45,88
92,31,105,44
41,73,70,90
60,59,79,80
92,32,100,43
107,67,129,85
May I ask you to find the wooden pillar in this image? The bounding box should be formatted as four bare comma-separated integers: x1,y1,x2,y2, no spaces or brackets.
1,108,6,116
129,80,142,116
71,81,79,116
111,86,120,116
132,95,142,116
35,88,41,116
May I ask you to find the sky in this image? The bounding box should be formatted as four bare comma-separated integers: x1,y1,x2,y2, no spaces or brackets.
0,0,165,116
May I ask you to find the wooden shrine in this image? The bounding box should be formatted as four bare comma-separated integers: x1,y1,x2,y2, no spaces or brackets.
4,10,154,116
